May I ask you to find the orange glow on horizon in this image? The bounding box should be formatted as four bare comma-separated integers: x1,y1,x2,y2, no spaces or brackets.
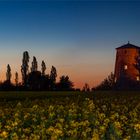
0,69,106,89
0,57,113,89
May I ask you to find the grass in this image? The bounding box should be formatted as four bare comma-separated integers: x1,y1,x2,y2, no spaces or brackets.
0,90,140,100
0,91,86,100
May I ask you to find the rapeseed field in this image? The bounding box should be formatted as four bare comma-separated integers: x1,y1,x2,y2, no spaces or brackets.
0,92,139,140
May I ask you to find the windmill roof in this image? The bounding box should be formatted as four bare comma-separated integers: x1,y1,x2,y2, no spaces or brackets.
116,42,140,49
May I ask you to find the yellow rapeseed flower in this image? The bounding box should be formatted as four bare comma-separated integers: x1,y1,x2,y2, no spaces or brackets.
0,131,8,138
134,123,140,134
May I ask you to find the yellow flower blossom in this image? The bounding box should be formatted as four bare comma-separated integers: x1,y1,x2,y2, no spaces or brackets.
0,131,8,138
134,123,140,134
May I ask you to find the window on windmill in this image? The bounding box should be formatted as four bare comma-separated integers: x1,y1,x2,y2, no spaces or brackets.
136,76,140,81
124,65,128,70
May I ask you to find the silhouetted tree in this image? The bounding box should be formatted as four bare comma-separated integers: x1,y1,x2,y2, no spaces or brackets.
40,74,50,90
0,80,14,91
0,50,78,91
0,64,14,90
41,61,49,90
82,83,90,92
15,72,18,86
50,66,57,90
21,51,30,87
95,72,115,90
6,64,11,83
57,75,73,91
31,56,38,72
41,60,46,75
27,71,42,90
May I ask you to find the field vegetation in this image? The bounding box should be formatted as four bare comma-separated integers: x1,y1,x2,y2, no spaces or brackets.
0,91,139,139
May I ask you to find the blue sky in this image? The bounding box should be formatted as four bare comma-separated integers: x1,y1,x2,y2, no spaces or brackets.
0,1,140,88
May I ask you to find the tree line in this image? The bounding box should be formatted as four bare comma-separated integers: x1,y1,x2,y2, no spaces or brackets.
0,51,74,91
4,50,138,91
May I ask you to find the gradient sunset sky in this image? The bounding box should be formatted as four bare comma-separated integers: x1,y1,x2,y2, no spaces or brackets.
0,0,140,88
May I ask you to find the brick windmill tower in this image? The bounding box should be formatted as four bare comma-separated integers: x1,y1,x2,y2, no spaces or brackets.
114,42,140,86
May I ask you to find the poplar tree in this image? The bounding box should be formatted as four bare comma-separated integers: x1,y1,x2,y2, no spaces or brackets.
6,64,11,83
15,72,18,86
41,60,46,75
31,56,38,72
21,51,30,86
50,66,57,90
50,66,57,82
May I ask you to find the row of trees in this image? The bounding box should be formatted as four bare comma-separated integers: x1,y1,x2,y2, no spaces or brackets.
0,51,74,91
5,50,140,91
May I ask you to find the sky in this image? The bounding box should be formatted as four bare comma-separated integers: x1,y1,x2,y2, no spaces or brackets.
0,0,140,88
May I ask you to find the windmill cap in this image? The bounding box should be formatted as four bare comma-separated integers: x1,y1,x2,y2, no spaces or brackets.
116,42,140,49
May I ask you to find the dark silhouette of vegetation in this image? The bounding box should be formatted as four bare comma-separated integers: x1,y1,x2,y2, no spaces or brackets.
15,72,18,86
1,50,140,91
27,71,42,90
0,51,75,91
95,72,115,90
31,56,38,72
6,64,11,83
0,64,14,91
41,60,46,75
40,74,50,91
82,83,90,92
50,66,57,90
95,71,140,90
0,80,15,91
57,75,74,91
21,51,30,87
